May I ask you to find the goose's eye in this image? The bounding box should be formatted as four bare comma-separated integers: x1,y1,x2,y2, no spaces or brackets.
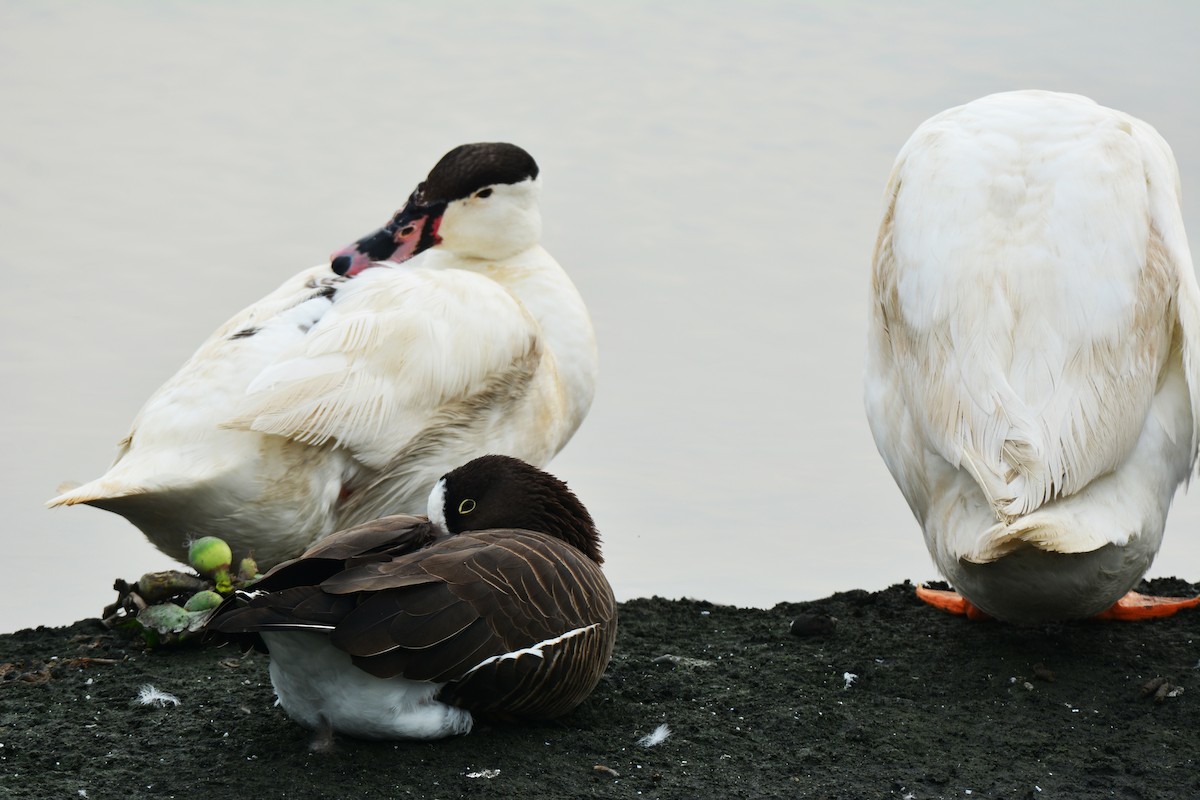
475,188,493,199
458,498,477,515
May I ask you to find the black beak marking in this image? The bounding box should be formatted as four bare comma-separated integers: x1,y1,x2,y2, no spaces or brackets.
358,228,402,261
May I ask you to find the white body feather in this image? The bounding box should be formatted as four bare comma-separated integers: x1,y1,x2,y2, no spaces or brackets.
263,632,474,740
49,178,598,568
865,91,1200,620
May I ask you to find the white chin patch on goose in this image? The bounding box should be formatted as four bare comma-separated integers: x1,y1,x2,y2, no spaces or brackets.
427,478,448,531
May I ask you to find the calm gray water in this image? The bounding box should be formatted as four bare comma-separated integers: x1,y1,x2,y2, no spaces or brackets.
3,2,1199,632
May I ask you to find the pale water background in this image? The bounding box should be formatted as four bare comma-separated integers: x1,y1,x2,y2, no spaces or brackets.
3,2,1199,633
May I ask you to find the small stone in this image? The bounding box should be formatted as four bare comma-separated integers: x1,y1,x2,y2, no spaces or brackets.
1032,663,1056,683
652,654,714,668
1140,676,1183,703
789,614,837,637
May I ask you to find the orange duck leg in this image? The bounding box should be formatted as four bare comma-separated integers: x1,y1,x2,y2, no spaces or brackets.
915,585,1200,622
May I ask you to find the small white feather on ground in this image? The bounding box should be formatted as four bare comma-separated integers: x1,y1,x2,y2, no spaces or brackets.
637,723,671,747
136,684,180,707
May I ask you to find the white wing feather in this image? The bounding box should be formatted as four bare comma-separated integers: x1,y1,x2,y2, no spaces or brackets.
229,266,539,470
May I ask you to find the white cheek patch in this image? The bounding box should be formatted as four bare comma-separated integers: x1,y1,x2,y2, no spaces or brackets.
464,623,599,675
427,478,448,531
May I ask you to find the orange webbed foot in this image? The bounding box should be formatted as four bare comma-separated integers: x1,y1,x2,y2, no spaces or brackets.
914,585,992,621
1091,591,1200,621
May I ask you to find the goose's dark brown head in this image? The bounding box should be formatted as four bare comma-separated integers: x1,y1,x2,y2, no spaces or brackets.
428,455,602,564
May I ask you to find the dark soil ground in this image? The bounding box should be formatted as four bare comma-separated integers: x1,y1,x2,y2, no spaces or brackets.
3,579,1198,800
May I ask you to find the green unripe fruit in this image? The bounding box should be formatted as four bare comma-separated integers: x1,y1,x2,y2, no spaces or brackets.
188,536,233,578
183,590,224,612
237,555,258,582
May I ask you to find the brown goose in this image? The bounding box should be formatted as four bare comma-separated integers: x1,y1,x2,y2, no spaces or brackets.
208,455,616,743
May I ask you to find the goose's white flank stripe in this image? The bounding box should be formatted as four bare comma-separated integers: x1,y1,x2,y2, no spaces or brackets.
465,623,599,675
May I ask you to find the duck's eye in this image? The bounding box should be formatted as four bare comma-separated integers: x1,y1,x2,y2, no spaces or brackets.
475,188,493,199
458,498,477,515
399,225,415,237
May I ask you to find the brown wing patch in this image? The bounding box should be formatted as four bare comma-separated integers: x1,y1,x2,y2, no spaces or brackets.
251,516,438,593
330,583,480,657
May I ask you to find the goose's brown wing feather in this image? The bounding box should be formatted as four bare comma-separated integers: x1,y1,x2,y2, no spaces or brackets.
295,514,434,561
249,515,437,592
329,582,481,657
433,534,616,719
215,585,360,632
398,529,616,719
354,617,499,683
329,530,616,708
208,515,438,642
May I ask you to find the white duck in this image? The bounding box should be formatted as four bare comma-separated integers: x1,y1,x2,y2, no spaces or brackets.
49,143,598,570
865,90,1200,622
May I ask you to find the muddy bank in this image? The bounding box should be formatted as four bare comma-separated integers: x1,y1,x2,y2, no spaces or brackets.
3,580,1197,799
